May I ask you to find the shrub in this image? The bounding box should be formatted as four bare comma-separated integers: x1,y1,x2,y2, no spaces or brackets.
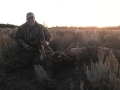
85,48,120,90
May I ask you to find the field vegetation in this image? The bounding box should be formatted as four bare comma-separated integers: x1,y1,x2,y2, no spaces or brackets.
1,25,120,90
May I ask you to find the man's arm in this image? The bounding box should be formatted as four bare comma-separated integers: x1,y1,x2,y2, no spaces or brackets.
14,27,28,49
41,25,52,45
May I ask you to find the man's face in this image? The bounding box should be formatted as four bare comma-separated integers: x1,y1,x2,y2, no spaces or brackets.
27,16,36,26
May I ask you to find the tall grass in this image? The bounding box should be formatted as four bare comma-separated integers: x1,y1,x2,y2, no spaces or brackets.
49,28,120,51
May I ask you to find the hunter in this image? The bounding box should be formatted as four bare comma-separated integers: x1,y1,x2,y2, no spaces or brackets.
14,12,52,68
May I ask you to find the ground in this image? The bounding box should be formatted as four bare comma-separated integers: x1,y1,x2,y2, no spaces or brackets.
0,64,93,90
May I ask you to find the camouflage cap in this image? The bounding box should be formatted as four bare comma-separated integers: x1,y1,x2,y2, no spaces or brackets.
26,12,35,20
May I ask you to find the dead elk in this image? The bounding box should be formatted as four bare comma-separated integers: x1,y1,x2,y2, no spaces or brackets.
47,46,120,77
46,46,81,76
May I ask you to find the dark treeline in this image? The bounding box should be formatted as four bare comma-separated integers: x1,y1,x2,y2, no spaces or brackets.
50,26,120,30
0,23,18,28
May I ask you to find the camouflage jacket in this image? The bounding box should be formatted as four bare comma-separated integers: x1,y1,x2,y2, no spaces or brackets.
14,21,52,52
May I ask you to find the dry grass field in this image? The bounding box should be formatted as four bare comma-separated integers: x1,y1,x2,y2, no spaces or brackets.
1,26,120,90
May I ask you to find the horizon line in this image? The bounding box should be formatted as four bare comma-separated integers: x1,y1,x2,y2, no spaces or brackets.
0,23,120,28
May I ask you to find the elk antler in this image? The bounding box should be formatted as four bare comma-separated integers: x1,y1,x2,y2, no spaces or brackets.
58,46,74,57
46,45,54,54
63,54,73,61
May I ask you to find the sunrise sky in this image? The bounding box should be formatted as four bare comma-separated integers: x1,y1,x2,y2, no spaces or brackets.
0,0,120,27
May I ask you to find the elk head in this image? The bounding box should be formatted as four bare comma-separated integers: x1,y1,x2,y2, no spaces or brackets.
46,46,74,61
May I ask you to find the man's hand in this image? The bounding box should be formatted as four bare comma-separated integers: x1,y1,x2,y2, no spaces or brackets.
22,43,31,50
41,41,49,46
